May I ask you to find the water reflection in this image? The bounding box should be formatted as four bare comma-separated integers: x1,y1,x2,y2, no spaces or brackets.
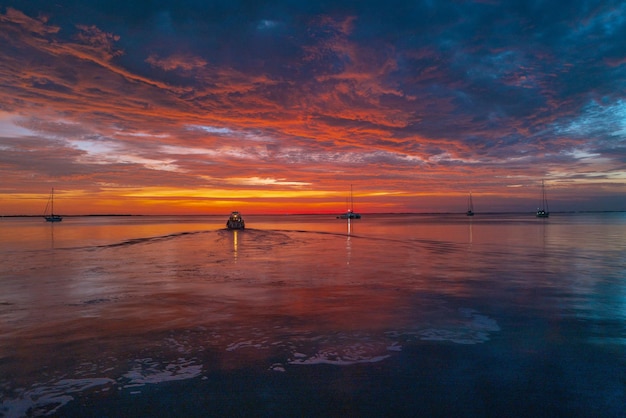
346,218,352,264
48,222,57,249
232,229,239,262
1,214,625,416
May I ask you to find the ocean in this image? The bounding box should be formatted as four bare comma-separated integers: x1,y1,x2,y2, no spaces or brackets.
1,213,625,417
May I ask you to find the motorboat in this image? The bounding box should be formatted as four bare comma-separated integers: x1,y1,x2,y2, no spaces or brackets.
226,211,245,229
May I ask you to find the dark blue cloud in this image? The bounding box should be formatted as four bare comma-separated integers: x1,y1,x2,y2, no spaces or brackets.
1,0,625,211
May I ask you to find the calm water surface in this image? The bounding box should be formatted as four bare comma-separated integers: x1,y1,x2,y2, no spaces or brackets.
1,213,625,417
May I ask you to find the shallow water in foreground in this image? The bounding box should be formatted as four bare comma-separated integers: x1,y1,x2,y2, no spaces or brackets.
1,213,625,416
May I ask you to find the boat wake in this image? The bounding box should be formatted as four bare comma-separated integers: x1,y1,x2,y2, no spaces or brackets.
92,231,210,249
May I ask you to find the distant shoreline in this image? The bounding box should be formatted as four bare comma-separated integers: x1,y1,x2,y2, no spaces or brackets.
1,211,624,218
0,214,136,218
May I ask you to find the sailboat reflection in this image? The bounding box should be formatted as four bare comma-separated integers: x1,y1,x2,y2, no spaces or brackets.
48,222,57,249
346,218,352,264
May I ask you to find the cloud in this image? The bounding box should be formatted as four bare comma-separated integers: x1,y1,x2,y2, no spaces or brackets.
0,7,59,36
146,54,208,72
0,1,625,213
226,177,311,187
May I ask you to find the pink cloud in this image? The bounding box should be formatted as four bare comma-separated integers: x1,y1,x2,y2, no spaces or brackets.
0,7,59,36
146,53,208,71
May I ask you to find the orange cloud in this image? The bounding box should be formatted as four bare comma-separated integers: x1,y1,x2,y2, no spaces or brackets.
146,53,208,71
1,5,625,215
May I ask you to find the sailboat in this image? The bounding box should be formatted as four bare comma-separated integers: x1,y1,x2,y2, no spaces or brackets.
337,185,361,219
536,180,549,218
43,188,63,222
466,191,474,216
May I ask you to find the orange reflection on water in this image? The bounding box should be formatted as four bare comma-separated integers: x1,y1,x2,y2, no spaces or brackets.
2,213,624,404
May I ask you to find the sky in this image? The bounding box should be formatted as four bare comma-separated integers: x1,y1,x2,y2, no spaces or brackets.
1,0,625,215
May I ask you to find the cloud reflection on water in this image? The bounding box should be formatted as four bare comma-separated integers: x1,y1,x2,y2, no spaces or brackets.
1,213,624,416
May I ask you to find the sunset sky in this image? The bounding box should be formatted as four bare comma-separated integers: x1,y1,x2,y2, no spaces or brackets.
1,1,625,215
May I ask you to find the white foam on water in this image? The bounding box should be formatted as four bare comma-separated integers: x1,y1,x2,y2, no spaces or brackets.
222,329,398,366
226,339,267,351
122,357,203,387
0,308,501,416
288,352,391,366
415,308,501,344
460,308,501,331
1,377,114,417
221,308,500,369
387,342,402,351
269,363,286,372
287,339,393,366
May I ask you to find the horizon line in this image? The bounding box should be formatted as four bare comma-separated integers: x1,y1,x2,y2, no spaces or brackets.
3,210,625,218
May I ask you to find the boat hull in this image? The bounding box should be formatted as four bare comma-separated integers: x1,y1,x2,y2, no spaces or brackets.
337,213,361,219
45,216,63,222
226,221,245,229
226,211,245,229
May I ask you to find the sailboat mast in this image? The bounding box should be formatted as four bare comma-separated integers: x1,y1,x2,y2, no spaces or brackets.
466,191,475,216
44,187,62,222
536,179,550,218
337,184,361,219
350,184,354,212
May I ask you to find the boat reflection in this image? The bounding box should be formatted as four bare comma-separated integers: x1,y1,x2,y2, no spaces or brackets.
48,222,57,249
232,229,239,262
346,218,352,264
468,216,473,246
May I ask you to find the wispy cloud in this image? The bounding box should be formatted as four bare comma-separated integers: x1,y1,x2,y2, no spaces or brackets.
0,1,625,214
